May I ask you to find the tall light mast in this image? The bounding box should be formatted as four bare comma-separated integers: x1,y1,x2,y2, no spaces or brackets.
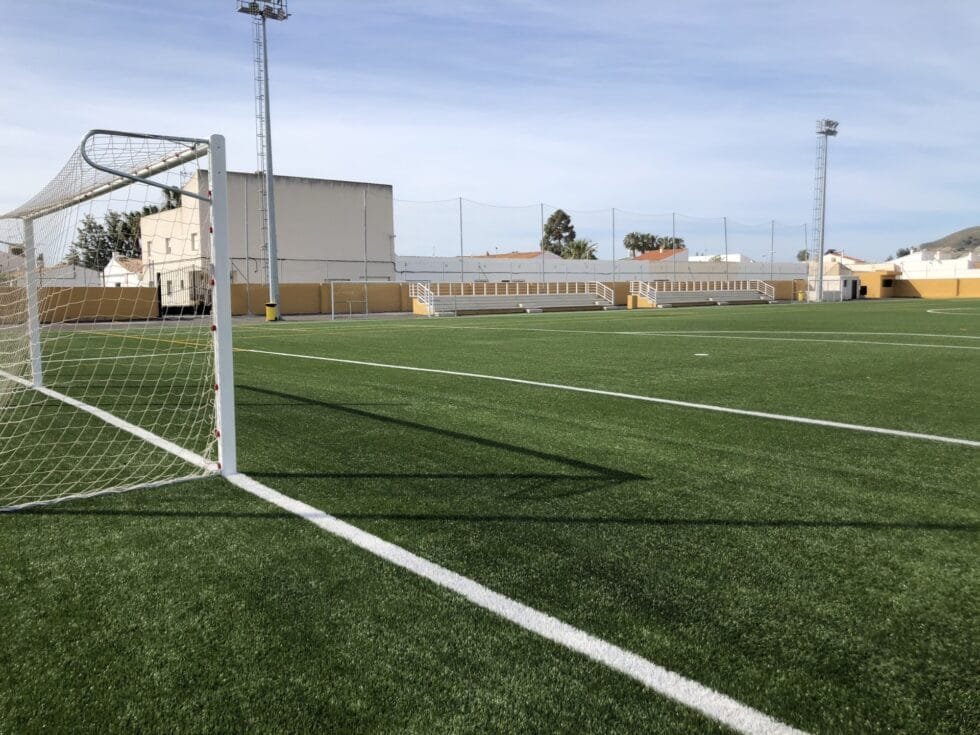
810,119,838,302
237,1,288,321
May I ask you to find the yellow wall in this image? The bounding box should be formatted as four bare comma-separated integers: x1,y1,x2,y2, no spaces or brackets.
858,273,894,299
231,282,412,317
959,279,980,298
893,279,959,299
765,280,795,300
38,287,158,323
279,284,321,314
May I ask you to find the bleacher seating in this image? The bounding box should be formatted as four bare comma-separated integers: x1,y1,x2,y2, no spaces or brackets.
429,293,606,315
629,280,776,308
651,290,770,307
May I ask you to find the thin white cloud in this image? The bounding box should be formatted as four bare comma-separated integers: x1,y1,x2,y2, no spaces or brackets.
1,0,977,260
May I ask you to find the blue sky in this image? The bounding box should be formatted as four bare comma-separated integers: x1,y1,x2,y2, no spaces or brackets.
1,0,978,260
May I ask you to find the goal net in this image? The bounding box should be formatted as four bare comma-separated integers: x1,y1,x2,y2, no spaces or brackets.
0,130,235,511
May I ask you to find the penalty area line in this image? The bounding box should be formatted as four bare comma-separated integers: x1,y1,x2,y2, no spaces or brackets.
228,471,807,735
239,348,980,448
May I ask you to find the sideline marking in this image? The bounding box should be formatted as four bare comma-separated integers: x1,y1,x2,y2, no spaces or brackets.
228,472,807,735
240,348,980,448
927,307,980,315
417,325,980,350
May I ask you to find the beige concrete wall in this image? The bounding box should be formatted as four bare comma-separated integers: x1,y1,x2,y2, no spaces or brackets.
0,287,25,324
231,282,411,317
37,287,158,323
226,172,395,282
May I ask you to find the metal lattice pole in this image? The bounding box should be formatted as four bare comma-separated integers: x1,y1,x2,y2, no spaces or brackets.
238,1,288,320
811,119,839,302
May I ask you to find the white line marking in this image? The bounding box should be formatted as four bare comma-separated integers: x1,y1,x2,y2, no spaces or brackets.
419,325,980,350
927,307,980,315
228,472,807,735
0,368,214,471
239,348,980,448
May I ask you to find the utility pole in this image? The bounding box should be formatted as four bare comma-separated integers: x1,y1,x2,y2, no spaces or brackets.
811,119,839,302
237,1,289,320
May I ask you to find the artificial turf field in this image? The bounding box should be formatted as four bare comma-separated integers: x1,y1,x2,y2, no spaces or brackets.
1,298,978,734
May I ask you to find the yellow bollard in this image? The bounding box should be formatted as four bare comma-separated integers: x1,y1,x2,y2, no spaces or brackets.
265,302,278,321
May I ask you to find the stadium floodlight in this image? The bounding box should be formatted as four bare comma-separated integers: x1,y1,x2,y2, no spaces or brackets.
810,119,839,302
0,130,236,510
237,1,288,321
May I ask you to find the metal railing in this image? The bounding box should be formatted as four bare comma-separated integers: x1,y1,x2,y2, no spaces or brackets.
415,281,605,297
408,281,434,314
629,279,775,305
591,281,614,304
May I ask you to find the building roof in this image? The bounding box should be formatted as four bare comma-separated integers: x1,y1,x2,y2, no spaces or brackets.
632,248,687,261
116,257,144,274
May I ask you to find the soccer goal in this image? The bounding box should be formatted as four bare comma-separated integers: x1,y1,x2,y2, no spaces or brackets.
0,130,236,510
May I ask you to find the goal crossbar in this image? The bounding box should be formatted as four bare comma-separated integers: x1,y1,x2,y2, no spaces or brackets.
2,131,210,222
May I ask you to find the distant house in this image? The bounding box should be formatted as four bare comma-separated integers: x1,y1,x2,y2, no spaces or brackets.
688,252,752,263
824,251,866,267
630,248,688,262
103,253,145,287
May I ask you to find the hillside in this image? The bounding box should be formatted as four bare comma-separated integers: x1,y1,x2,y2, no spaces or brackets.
915,226,980,254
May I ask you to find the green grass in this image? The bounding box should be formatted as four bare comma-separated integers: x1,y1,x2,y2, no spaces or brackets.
2,299,978,733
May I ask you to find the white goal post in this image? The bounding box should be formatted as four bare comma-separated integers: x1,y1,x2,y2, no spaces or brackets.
0,130,236,510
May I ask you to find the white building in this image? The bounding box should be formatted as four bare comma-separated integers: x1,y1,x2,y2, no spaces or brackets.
887,249,979,279
688,253,755,263
103,254,145,287
139,170,396,306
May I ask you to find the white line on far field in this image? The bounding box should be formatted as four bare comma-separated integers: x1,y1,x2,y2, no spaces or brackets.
422,325,980,350
240,348,980,448
228,472,807,735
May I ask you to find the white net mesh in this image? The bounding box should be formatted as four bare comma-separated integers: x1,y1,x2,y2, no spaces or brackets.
0,131,220,510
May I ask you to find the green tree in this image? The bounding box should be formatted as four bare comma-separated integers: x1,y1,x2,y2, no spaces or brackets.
73,214,113,270
64,246,82,266
894,247,911,258
796,249,809,261
563,238,597,260
656,235,685,250
71,201,166,270
541,209,576,256
623,231,657,256
9,244,24,257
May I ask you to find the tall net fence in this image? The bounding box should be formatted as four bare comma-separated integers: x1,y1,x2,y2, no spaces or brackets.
0,131,221,510
393,198,807,282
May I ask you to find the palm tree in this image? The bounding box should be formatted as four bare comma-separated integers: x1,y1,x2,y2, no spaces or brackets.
563,238,598,260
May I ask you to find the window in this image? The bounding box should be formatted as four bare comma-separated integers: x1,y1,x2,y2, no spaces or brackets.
166,280,173,296
165,238,172,254
145,239,153,254
115,283,121,288
882,278,894,287
190,233,197,251
179,280,185,292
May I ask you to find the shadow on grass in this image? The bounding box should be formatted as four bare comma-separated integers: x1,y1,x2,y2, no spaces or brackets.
237,383,644,500
8,507,976,533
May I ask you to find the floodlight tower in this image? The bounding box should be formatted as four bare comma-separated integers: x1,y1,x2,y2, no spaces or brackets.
810,119,838,302
237,0,288,321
